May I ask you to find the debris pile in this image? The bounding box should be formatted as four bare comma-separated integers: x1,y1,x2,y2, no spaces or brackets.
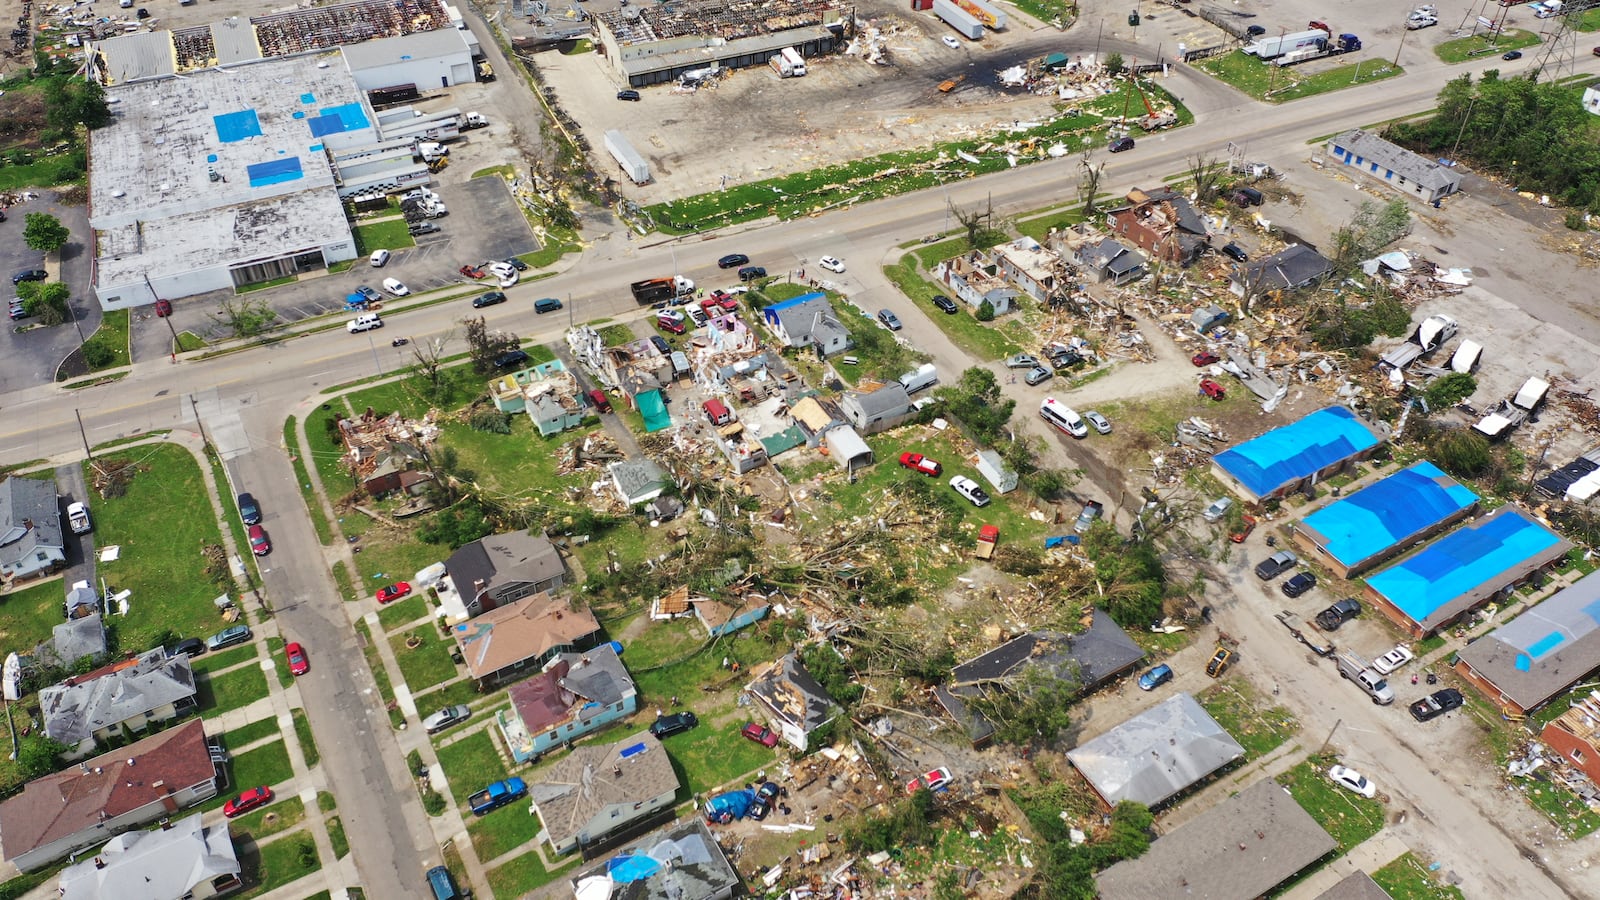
556,432,622,474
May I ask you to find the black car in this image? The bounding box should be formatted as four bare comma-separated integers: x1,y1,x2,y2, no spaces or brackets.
493,349,530,369
1246,24,1266,36
12,268,46,285
617,89,641,101
169,637,206,658
738,265,767,281
1502,50,1523,61
472,291,507,309
1282,572,1316,598
649,711,699,738
1221,243,1248,262
1045,346,1083,369
1315,598,1362,631
930,294,959,314
504,257,529,271
1409,688,1463,722
1108,137,1135,153
236,493,261,526
717,253,751,269
650,335,671,355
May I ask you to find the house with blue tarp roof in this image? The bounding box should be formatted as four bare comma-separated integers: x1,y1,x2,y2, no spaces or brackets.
1455,571,1600,716
1364,506,1572,638
1293,461,1479,577
1211,406,1384,504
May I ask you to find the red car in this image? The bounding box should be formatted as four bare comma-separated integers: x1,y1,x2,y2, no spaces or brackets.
459,264,486,279
1199,379,1226,400
905,766,953,795
285,642,309,676
223,786,274,818
701,290,738,312
741,722,779,748
375,582,412,604
1230,515,1257,543
1191,350,1219,367
154,299,173,317
248,524,271,556
898,452,943,476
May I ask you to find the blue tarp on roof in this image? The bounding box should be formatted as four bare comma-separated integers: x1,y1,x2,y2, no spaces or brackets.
246,157,303,188
1366,507,1569,632
213,109,262,143
308,102,370,137
1299,461,1478,569
1213,406,1381,499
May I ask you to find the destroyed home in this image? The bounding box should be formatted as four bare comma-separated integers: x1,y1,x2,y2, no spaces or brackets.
63,581,100,620
695,348,790,405
1211,406,1385,505
690,591,772,638
0,720,218,872
1067,692,1246,808
933,250,1018,314
691,313,759,362
1095,778,1337,899
527,731,678,855
1231,243,1333,296
569,817,739,900
1539,690,1600,788
592,0,845,87
761,294,853,358
710,419,769,474
56,811,241,900
745,652,838,751
40,648,198,760
839,382,913,436
651,585,697,622
1328,129,1464,204
489,361,588,436
610,458,669,506
1107,187,1209,267
451,591,603,686
1455,571,1600,717
787,395,847,447
497,644,638,764
1053,225,1146,285
444,530,568,617
990,236,1068,302
0,475,65,582
335,410,437,497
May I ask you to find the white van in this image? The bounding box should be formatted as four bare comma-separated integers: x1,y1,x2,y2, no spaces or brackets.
897,363,938,395
347,313,383,333
370,249,390,267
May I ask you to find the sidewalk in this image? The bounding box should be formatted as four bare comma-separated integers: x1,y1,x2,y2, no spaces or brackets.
1282,832,1410,899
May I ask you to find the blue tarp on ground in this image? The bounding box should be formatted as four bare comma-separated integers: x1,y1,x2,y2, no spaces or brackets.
1213,406,1381,500
1366,507,1569,632
636,390,672,432
1299,461,1478,570
704,790,754,823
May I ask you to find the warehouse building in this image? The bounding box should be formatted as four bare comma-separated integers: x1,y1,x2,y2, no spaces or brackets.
593,0,846,87
1211,406,1385,505
1293,461,1479,578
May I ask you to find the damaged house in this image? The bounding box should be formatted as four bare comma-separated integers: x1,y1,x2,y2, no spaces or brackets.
989,236,1068,303
1230,244,1333,298
1051,224,1145,286
745,652,838,751
489,360,588,437
933,250,1017,315
335,410,438,497
496,644,638,764
1106,187,1209,267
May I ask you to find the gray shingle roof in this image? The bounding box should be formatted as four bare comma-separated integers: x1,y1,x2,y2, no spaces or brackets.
846,382,911,419
1067,692,1244,807
527,731,678,850
569,817,739,900
40,649,197,746
1315,871,1395,900
747,653,836,734
1331,129,1463,192
1455,570,1600,712
446,531,566,603
0,476,62,569
1240,243,1333,291
951,613,1145,692
52,615,108,668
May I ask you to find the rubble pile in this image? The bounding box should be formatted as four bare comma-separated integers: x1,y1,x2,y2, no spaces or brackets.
556,432,621,474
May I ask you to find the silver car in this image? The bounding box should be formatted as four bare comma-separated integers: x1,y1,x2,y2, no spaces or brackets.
1024,366,1053,386
422,705,472,734
1084,411,1111,434
1005,353,1040,370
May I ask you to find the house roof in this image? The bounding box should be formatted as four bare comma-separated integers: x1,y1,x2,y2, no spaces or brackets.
1299,461,1479,571
558,644,632,707
1213,405,1382,501
950,613,1145,692
0,476,62,569
1456,570,1600,711
57,811,240,900
933,685,997,746
656,585,692,616
528,731,679,850
789,396,843,435
1086,237,1144,274
1066,692,1245,807
39,649,197,746
445,530,565,601
690,593,770,631
52,614,108,667
1095,778,1336,900
746,653,836,734
1142,187,1208,235
1238,243,1333,291
765,294,832,340
507,664,577,735
569,816,739,900
451,592,601,679
610,459,667,504
1331,129,1463,192
845,382,912,419
0,720,214,860
1315,871,1395,900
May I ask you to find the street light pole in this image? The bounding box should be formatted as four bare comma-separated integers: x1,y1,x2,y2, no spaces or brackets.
365,331,384,376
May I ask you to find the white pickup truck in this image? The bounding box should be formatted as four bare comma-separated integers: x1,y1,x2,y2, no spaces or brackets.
66,501,91,535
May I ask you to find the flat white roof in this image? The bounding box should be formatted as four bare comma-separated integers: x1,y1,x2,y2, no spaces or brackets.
339,27,471,71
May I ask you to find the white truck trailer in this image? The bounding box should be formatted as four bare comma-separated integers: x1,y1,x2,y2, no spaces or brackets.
604,130,650,185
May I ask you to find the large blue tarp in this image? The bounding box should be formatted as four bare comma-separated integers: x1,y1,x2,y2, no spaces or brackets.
246,157,304,188
1299,461,1478,569
1213,406,1380,499
607,854,662,883
213,109,262,143
308,102,371,137
637,389,672,433
704,789,754,822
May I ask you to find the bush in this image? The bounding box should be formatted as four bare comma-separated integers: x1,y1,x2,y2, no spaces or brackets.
468,408,512,433
1433,427,1492,478
81,341,114,368
975,299,996,322
1422,372,1477,410
1566,211,1589,232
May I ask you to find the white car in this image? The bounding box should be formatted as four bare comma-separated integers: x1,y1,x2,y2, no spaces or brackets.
819,256,846,273
942,36,961,49
1328,765,1377,799
1372,645,1415,675
949,475,991,508
381,277,410,297
369,249,390,267
487,261,518,288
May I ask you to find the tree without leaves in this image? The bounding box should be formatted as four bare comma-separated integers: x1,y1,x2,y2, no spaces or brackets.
409,332,453,404
1329,199,1411,278
1078,151,1105,216
23,212,69,254
1185,152,1226,205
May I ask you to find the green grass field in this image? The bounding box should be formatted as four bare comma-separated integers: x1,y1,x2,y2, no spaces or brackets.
82,309,131,371
1198,51,1404,103
1373,852,1467,899
228,739,295,795
1197,682,1300,759
352,218,416,256
199,664,272,717
0,579,71,662
488,850,577,899
389,626,459,692
435,730,509,808
1276,757,1387,851
1434,29,1541,63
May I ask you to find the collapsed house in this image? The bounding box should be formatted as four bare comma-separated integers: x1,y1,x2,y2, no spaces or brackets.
335,409,439,497
1106,187,1209,267
745,652,838,751
489,360,588,436
1051,224,1146,285
933,249,1019,315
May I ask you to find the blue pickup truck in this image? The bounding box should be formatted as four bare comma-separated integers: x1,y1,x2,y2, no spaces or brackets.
468,777,527,816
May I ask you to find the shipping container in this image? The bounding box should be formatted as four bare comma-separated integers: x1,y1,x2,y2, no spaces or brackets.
932,0,984,39
604,129,650,184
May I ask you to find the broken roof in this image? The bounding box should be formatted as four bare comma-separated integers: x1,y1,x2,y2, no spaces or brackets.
39,649,197,747
528,731,678,850
1456,570,1600,712
950,614,1145,692
1066,692,1244,807
1237,243,1333,291
451,593,601,679
789,396,844,436
746,653,836,734
1096,778,1336,900
569,817,739,900
690,593,771,632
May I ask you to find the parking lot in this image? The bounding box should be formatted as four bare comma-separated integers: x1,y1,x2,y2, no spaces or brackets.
0,193,98,389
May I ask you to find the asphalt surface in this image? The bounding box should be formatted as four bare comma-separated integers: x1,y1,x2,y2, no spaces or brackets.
2,22,1598,899
0,194,99,390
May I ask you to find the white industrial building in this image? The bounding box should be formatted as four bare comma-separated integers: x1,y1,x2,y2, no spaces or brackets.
341,28,475,91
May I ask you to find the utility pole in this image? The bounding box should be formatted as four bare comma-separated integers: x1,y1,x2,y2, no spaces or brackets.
75,409,92,462
189,394,212,453
1318,717,1343,755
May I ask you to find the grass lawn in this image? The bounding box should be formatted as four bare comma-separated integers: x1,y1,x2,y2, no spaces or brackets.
412,674,489,711
227,795,306,841
266,636,292,689
522,224,579,269
225,716,283,750
389,626,459,692
199,664,272,717
87,443,230,654
352,218,417,256
659,718,780,796
1435,29,1541,63
1198,51,1403,103
235,833,320,899
327,815,350,859
354,618,405,729
82,309,131,371
1578,7,1600,30
1016,205,1087,242
488,850,578,899
228,739,295,795
0,154,85,190
1523,773,1600,838
1197,681,1300,759
283,417,333,546
377,593,429,632
0,579,71,660
435,730,510,808
1276,757,1387,852
1373,852,1467,899
435,418,601,497
468,806,544,863
292,708,319,768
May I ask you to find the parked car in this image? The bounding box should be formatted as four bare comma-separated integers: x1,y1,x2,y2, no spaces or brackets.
943,35,961,48
355,285,382,305
494,349,530,369
931,294,959,314
749,781,780,819
1202,497,1233,523
154,299,173,317
369,249,390,267
11,269,46,284
7,300,26,320
207,624,252,651
1191,350,1220,367
1327,765,1377,799
650,711,699,738
877,309,903,330
1199,379,1226,400
818,256,846,273
1084,411,1111,434
1409,688,1464,722
170,637,206,658
1205,646,1233,678
741,722,780,747
1502,49,1523,60
423,705,472,734
381,277,409,297
248,524,271,556
285,642,309,676
1220,242,1249,262
1229,515,1257,543
1044,345,1083,369
617,89,641,101
1005,353,1040,370
717,253,750,269
1254,550,1298,580
587,389,613,413
1315,598,1362,631
1137,663,1174,691
224,786,274,818
407,221,440,237
472,291,506,308
487,261,518,288
1074,500,1104,534
1024,366,1053,386
905,766,952,794
1282,572,1317,598
898,452,942,476
504,257,529,271
376,582,412,604
458,263,486,279
1373,646,1415,675
1108,137,1135,153
1246,24,1266,35
237,493,261,525
950,475,991,507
